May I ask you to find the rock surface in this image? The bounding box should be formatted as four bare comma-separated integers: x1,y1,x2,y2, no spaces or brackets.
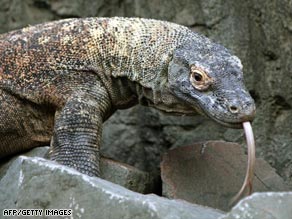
1,154,291,219
221,192,292,219
0,147,157,194
161,141,291,211
0,156,224,219
0,0,291,186
100,157,158,194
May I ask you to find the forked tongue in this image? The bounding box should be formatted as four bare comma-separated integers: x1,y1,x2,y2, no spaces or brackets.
230,121,256,205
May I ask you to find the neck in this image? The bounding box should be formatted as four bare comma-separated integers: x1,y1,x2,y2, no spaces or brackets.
89,18,190,88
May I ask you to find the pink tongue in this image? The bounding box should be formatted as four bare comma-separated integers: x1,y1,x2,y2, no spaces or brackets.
230,121,256,205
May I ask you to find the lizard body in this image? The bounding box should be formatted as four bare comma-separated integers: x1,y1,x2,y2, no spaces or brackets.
0,17,255,176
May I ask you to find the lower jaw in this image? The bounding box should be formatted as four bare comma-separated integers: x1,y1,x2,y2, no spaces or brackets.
211,118,243,129
172,108,244,128
201,111,244,129
156,105,245,128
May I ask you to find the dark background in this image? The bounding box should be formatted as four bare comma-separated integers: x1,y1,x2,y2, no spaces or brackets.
0,0,291,185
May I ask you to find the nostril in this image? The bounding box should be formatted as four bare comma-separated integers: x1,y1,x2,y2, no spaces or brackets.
229,105,239,114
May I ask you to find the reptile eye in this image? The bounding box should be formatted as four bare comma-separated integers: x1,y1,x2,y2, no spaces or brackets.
190,66,214,91
193,72,203,82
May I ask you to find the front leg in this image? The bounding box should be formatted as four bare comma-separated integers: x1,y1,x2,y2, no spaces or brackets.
49,86,111,177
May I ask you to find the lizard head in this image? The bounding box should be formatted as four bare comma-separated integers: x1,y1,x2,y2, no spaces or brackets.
167,36,256,128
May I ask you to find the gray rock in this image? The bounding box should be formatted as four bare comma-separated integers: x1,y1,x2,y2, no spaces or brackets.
0,147,157,194
221,192,292,219
0,146,49,180
0,156,224,219
100,157,157,194
161,141,291,211
102,106,171,173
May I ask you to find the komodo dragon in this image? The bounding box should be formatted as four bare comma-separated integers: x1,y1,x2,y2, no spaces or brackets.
0,17,255,176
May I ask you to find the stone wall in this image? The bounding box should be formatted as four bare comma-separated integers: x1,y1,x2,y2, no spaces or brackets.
0,0,291,184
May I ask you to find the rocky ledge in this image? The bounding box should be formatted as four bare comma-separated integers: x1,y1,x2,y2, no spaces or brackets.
0,145,291,219
0,155,223,219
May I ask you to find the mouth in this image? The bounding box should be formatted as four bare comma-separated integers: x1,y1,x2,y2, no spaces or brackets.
207,115,244,129
197,106,245,129
193,98,255,129
171,91,253,128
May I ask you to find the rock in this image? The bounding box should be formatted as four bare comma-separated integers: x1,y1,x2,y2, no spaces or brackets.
102,106,171,173
100,157,157,194
221,192,292,219
161,141,291,211
0,147,157,194
0,146,49,180
0,156,224,219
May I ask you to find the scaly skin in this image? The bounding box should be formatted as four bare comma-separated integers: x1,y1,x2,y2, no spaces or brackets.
0,17,255,176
